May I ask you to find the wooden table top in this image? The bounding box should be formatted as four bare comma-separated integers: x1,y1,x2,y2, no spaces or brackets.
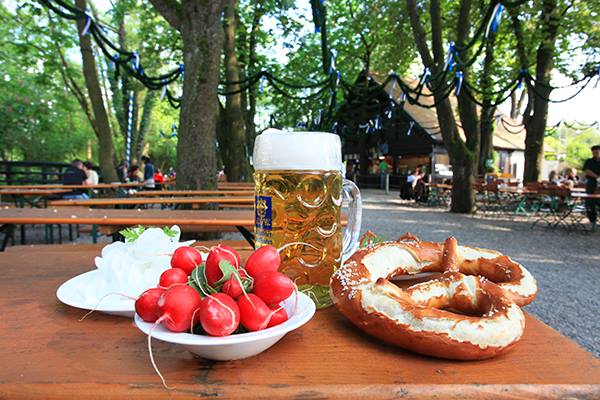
133,190,254,197
427,183,453,190
0,182,145,190
0,244,598,399
571,192,600,199
0,189,71,196
48,196,255,207
0,208,254,228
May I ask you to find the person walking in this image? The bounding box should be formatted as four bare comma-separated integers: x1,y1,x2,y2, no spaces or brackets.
583,145,600,231
378,158,389,190
141,156,155,189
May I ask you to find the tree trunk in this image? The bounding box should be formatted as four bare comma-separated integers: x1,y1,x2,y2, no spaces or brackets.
242,5,263,156
450,151,477,213
75,0,118,182
479,106,496,175
512,0,560,183
406,0,476,213
478,29,497,176
222,0,250,181
136,91,156,162
148,0,225,190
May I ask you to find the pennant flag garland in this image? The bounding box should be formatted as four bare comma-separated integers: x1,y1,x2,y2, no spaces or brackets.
407,121,415,136
81,12,92,36
259,75,266,94
455,71,464,96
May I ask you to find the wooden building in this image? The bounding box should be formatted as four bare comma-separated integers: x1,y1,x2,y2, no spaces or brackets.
336,72,526,184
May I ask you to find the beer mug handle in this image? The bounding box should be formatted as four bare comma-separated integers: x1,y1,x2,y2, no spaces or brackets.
341,178,362,262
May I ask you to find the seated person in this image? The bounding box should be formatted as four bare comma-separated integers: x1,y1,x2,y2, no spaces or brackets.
548,170,561,185
62,160,89,199
153,169,165,190
83,161,99,185
129,165,143,182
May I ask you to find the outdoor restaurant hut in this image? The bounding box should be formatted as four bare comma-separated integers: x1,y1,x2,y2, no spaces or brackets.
336,72,526,187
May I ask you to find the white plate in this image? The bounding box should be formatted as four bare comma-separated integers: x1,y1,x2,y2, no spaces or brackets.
134,292,316,361
56,270,135,317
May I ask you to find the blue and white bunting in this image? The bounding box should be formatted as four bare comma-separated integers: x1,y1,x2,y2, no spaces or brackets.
407,121,415,136
82,12,92,36
455,71,464,96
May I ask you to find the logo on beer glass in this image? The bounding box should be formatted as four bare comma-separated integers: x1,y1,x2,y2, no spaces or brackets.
253,129,362,308
255,195,273,244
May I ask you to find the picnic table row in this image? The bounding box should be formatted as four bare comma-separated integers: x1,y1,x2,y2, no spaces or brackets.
0,208,257,250
1,241,599,398
426,183,600,231
0,183,256,248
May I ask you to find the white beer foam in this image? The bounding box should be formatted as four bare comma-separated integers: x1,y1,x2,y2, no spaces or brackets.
253,128,343,171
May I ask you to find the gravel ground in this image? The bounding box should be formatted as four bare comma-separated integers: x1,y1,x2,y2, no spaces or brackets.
8,189,599,356
359,189,600,357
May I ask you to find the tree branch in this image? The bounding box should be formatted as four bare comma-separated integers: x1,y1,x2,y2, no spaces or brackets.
47,12,98,137
429,0,445,67
148,0,182,31
405,0,434,67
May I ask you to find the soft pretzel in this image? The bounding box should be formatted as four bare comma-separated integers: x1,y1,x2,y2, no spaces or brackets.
329,234,537,360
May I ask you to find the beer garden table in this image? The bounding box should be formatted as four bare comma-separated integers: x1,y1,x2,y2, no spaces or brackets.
0,208,255,249
0,189,71,207
47,196,255,209
132,190,254,197
0,242,599,399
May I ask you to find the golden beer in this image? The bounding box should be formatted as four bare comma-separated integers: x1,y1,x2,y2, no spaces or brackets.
253,130,362,309
254,170,343,291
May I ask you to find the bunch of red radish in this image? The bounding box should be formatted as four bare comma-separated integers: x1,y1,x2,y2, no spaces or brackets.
136,243,296,337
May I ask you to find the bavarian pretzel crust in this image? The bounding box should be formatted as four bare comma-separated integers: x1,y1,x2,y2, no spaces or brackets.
330,234,537,360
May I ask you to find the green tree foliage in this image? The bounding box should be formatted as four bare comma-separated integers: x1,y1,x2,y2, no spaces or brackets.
545,124,600,169
0,3,94,162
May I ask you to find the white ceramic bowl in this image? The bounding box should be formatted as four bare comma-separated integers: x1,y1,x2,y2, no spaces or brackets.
134,292,316,361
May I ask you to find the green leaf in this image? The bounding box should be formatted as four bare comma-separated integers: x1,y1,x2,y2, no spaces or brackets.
119,225,146,242
162,226,177,237
213,260,237,289
188,264,217,298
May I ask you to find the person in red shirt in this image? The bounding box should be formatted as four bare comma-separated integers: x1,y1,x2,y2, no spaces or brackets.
153,169,165,190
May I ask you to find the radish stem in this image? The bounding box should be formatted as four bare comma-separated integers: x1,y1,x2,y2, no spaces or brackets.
79,292,136,321
148,315,174,390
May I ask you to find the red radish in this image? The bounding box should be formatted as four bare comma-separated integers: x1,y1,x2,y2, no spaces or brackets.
135,288,165,322
244,245,280,277
199,293,240,336
170,246,203,275
158,268,188,289
205,244,241,286
252,271,296,306
266,305,288,328
156,285,202,332
237,294,272,331
222,275,243,299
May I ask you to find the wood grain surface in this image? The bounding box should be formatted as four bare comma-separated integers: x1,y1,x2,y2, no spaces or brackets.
0,208,254,228
0,244,598,399
48,196,254,207
0,189,71,196
133,190,254,197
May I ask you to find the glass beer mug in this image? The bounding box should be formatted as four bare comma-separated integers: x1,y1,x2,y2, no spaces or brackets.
253,129,362,308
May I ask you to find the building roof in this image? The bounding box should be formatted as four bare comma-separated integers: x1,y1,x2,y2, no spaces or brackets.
375,74,526,151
